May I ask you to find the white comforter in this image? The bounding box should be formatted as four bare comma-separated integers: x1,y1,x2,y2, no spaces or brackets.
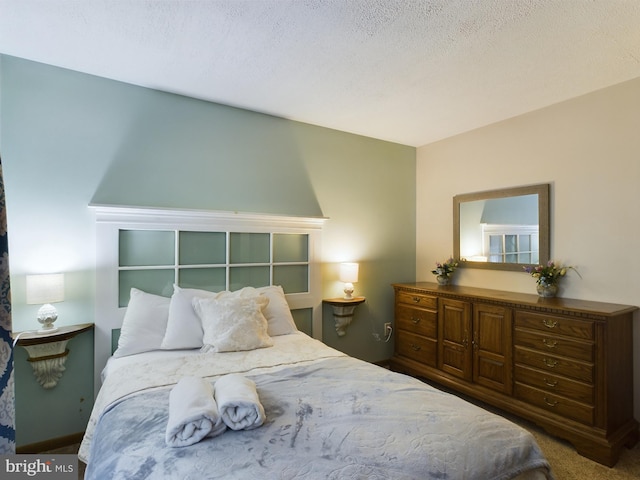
80,332,344,462
80,333,553,479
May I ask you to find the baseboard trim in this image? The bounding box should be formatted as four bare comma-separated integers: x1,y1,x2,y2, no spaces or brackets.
17,431,84,454
373,358,391,369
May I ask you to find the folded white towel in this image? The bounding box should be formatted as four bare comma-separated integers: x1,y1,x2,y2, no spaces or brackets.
214,374,266,430
166,376,226,447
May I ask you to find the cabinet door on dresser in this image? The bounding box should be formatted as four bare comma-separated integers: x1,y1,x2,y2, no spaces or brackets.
438,298,472,381
394,291,438,368
473,303,513,395
438,299,513,394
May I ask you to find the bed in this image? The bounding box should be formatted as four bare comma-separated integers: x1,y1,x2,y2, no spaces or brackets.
80,206,554,479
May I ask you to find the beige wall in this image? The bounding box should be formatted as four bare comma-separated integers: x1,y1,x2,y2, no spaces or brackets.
417,77,640,418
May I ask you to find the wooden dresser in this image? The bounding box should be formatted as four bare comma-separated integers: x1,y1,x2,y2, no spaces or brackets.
390,282,638,467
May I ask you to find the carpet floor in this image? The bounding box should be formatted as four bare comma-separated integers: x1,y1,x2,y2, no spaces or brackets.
513,416,640,479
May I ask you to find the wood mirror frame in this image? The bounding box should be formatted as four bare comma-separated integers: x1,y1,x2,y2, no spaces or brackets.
453,183,550,271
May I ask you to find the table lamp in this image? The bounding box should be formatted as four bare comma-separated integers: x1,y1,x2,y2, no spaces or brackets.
339,263,359,299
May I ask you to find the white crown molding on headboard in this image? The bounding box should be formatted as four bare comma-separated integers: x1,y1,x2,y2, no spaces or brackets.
90,204,328,398
89,204,329,229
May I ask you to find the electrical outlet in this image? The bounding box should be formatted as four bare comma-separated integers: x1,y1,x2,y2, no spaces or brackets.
384,322,393,336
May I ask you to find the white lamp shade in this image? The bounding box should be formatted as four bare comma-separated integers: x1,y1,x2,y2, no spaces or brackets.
339,263,359,283
26,274,65,305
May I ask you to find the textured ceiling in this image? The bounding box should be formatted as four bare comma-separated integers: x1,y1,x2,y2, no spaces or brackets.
1,0,640,147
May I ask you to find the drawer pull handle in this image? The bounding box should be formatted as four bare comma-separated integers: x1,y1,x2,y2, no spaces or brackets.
410,344,422,352
544,397,559,407
542,319,558,329
542,358,558,368
412,297,421,304
542,339,558,348
543,378,558,387
411,317,421,324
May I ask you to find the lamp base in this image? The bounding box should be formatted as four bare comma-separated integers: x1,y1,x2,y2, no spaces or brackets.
343,282,354,299
37,327,59,335
36,303,58,334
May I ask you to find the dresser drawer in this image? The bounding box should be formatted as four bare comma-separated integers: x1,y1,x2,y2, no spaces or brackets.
515,382,594,425
514,346,594,383
514,364,593,404
396,330,437,367
396,291,438,309
514,328,594,362
396,305,437,338
515,311,594,340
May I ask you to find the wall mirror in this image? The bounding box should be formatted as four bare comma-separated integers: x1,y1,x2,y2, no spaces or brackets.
453,183,550,271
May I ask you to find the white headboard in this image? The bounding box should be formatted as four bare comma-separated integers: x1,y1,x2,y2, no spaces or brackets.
91,205,327,397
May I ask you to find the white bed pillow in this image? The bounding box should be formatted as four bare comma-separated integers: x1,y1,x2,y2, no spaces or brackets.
161,285,219,350
193,294,273,353
255,285,298,336
162,284,297,349
114,288,170,358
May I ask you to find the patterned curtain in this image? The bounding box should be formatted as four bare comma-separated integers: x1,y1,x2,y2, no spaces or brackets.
0,157,15,453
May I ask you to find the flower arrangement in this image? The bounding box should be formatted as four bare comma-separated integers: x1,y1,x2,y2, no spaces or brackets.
432,257,459,278
523,260,581,286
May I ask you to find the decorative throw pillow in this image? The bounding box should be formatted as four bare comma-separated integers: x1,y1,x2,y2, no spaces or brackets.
193,294,273,353
256,285,298,336
114,288,170,358
161,285,219,350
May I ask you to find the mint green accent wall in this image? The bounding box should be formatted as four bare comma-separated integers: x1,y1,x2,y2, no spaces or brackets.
0,55,416,446
13,330,94,446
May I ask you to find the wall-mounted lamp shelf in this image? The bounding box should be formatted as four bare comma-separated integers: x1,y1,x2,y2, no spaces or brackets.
323,297,365,337
13,323,94,389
